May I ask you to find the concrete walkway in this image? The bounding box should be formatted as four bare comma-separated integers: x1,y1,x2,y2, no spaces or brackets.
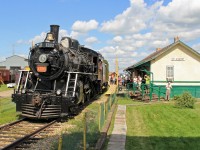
107,105,127,150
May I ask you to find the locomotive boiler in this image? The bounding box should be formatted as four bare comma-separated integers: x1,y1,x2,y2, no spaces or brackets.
12,25,109,119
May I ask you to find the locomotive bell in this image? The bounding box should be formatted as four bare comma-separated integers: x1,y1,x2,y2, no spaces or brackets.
45,32,54,42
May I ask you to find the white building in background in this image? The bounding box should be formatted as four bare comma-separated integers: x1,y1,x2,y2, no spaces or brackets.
0,55,28,70
125,37,200,98
0,55,28,82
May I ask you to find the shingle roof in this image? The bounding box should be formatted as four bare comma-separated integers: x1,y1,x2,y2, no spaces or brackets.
124,40,200,71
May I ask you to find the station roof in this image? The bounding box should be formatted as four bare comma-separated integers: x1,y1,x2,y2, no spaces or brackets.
124,40,200,71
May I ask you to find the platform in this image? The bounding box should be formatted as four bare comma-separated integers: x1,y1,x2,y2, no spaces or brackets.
105,84,117,95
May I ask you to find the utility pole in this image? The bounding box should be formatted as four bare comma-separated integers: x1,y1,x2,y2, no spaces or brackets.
115,56,119,87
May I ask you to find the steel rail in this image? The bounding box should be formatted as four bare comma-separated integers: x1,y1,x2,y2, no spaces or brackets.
0,118,25,130
1,120,56,150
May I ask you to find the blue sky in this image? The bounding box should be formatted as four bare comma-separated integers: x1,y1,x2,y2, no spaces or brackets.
0,0,200,72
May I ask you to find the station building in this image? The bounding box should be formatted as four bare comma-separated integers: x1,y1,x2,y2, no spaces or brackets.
0,55,28,82
125,37,200,98
0,55,28,70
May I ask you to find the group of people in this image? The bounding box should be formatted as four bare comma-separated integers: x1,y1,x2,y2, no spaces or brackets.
109,73,172,101
109,76,116,85
132,75,150,93
109,75,131,86
132,74,172,100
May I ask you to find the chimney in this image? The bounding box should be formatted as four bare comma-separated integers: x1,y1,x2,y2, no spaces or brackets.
156,48,161,52
174,36,179,43
50,25,60,43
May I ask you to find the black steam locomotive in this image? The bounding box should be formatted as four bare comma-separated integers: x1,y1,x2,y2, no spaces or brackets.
12,25,109,119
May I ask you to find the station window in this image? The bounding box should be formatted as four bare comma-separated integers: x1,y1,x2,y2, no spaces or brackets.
166,65,174,81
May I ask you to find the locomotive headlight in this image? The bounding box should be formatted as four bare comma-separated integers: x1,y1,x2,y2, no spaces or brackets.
39,54,47,63
56,89,62,95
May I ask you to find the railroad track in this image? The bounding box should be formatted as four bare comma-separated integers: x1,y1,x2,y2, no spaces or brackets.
0,119,60,150
0,94,100,150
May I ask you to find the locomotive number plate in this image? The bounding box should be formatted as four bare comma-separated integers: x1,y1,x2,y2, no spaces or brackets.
37,65,47,72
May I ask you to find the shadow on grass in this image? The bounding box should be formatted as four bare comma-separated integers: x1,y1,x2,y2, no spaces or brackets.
125,135,200,150
61,131,100,150
62,132,200,150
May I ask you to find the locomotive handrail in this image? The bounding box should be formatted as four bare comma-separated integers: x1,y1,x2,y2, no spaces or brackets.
24,71,30,89
65,73,71,96
18,70,31,72
73,73,78,97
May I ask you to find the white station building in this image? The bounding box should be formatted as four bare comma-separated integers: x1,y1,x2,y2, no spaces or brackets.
125,37,200,98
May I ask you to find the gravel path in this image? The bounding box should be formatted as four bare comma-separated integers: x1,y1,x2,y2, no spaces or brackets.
0,90,13,98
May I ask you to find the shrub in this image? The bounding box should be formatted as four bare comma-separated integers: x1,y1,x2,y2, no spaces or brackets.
173,92,196,109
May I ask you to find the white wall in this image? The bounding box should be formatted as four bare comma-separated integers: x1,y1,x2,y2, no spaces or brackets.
151,44,200,85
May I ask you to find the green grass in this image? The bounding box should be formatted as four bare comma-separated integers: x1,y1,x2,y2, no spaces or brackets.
117,93,144,105
126,102,200,150
60,102,101,150
0,97,19,125
0,84,13,92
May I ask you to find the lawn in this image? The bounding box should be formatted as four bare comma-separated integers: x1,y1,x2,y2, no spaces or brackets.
0,84,13,92
126,102,200,150
0,97,19,125
60,102,101,150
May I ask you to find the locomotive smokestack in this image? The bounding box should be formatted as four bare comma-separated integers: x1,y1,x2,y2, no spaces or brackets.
50,25,60,43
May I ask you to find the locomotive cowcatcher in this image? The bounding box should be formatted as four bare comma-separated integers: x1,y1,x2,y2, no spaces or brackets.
12,25,109,119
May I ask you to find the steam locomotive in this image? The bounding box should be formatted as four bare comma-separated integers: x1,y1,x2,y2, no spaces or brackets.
12,25,109,119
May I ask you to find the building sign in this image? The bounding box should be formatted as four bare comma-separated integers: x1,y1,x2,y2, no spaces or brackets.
171,58,185,61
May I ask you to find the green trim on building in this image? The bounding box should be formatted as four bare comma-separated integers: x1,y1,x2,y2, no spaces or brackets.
127,82,200,99
154,81,200,83
153,85,200,98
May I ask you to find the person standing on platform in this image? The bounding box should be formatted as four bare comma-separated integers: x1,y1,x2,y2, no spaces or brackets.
165,82,172,100
144,75,150,94
137,75,142,91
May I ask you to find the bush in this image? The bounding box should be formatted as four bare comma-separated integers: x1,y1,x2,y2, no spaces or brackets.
173,92,196,109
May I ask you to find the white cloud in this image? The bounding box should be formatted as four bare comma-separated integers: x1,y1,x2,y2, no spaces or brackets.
29,32,47,44
0,56,6,62
72,20,99,33
14,0,200,73
69,31,82,39
192,43,200,53
84,36,98,44
152,38,170,47
139,52,149,57
100,0,162,35
158,0,200,25
59,29,68,39
152,0,200,41
113,36,123,42
27,29,69,44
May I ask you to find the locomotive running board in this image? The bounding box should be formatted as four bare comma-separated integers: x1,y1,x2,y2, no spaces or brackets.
66,71,98,75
